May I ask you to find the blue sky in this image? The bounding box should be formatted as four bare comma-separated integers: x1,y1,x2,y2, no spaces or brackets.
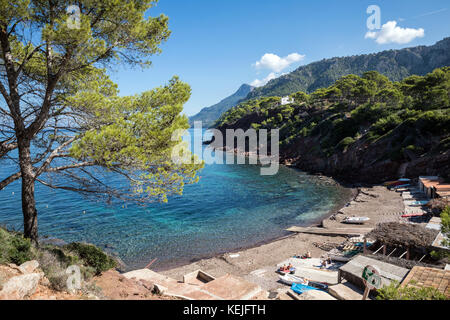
108,0,450,116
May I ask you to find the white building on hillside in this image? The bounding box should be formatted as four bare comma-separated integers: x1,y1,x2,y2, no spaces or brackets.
280,96,294,105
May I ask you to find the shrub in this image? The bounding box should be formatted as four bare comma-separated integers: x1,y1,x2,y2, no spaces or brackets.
37,250,69,291
371,114,403,137
337,137,356,151
0,227,33,265
441,206,450,248
64,242,117,275
376,281,447,300
8,236,32,265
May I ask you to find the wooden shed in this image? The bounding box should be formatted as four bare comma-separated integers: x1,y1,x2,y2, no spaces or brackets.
338,255,409,290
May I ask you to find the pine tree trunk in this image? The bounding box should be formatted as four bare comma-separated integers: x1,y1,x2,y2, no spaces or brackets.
18,138,38,243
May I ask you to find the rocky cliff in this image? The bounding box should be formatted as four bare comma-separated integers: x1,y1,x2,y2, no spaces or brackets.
213,68,450,184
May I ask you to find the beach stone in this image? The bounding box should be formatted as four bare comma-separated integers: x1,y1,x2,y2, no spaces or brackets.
18,260,39,274
0,273,42,299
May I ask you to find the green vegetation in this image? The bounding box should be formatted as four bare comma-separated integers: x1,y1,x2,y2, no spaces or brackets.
440,206,450,249
376,281,447,300
246,38,450,100
0,228,33,265
215,67,450,162
64,243,117,275
0,226,117,291
0,1,203,242
430,206,450,261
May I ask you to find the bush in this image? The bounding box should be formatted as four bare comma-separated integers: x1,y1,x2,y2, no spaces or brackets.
337,137,356,151
64,242,117,275
441,206,450,248
376,281,447,300
37,250,69,291
0,227,33,265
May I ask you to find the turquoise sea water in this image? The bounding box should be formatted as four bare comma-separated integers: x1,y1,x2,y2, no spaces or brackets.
0,129,351,270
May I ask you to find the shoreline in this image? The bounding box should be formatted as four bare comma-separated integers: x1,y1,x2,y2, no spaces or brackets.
159,185,404,291
150,169,356,273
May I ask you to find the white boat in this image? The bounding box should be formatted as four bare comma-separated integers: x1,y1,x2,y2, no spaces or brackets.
279,274,309,286
343,217,370,224
392,184,411,189
408,200,430,207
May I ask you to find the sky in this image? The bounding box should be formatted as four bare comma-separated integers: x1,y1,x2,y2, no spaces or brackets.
108,0,450,117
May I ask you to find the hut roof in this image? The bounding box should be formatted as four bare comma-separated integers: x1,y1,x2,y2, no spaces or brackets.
367,222,439,248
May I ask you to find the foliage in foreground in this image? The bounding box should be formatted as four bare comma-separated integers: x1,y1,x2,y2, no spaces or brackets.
0,227,117,291
430,206,450,261
0,0,203,242
376,281,447,300
441,206,450,248
0,227,33,265
64,243,117,275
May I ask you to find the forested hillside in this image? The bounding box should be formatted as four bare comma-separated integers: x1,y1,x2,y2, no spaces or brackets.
246,37,450,100
213,67,450,182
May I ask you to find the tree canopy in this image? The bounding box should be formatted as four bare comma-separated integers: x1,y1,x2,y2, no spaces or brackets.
0,0,203,241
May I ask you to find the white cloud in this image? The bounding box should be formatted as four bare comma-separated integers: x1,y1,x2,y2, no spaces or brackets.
365,21,424,44
254,53,305,73
250,72,278,87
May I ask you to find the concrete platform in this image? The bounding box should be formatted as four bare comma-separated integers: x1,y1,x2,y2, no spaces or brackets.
201,274,263,300
123,269,266,300
328,281,366,300
277,258,339,284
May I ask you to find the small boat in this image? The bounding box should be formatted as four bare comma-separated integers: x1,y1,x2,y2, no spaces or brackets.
408,200,430,206
328,249,361,262
279,274,309,286
343,217,370,224
384,179,410,187
401,213,426,218
291,283,319,295
308,281,329,291
391,184,411,190
277,267,296,275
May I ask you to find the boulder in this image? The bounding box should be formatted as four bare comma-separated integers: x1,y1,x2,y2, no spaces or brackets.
0,273,42,299
18,260,40,274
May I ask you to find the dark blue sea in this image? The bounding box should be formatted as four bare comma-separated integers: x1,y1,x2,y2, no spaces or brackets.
0,129,351,270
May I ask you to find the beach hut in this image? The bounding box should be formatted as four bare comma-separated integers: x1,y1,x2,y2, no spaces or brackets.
418,176,450,199
365,222,439,262
337,255,409,290
435,184,450,200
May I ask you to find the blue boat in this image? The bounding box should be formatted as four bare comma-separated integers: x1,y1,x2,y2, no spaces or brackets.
291,283,319,294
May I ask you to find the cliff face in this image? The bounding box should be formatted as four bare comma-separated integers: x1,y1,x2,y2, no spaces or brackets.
215,114,450,184
280,129,450,184
213,68,450,184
